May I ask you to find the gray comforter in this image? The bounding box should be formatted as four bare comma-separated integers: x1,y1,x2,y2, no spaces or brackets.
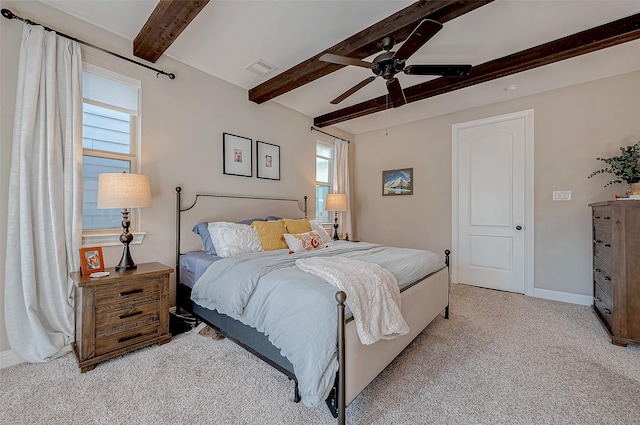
190,241,443,407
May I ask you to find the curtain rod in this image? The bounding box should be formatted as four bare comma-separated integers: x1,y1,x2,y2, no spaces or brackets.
1,9,176,80
310,126,350,143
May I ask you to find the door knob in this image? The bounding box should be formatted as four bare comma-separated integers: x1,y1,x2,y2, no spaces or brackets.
515,225,523,230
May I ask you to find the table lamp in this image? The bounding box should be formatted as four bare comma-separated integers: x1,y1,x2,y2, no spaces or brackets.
325,193,347,241
97,172,152,271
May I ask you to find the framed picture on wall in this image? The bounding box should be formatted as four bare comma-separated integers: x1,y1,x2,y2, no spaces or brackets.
79,246,105,275
223,133,252,177
382,168,413,196
256,140,280,180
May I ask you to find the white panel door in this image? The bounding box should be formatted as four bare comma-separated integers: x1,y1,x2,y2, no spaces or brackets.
454,114,528,293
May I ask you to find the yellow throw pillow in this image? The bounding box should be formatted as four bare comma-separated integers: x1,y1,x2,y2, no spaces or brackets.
251,220,289,251
283,217,312,235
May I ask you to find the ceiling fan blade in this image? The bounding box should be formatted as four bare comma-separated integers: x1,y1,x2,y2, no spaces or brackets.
319,53,373,69
330,76,377,104
394,19,443,62
404,64,472,76
386,78,406,108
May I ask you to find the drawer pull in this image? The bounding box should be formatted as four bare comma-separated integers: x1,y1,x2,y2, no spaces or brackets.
117,333,142,343
603,216,610,220
603,308,612,315
604,276,611,281
594,296,601,302
594,268,602,273
119,289,143,297
594,240,601,244
118,311,142,319
604,243,611,247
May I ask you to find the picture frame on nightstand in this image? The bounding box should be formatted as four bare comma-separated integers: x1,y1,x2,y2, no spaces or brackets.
79,246,104,275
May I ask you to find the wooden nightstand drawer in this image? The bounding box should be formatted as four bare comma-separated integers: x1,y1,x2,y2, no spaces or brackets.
95,322,160,356
95,278,161,307
96,300,160,330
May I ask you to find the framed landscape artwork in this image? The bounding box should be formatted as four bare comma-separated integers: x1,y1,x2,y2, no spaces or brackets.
223,133,252,177
382,168,413,196
256,141,280,180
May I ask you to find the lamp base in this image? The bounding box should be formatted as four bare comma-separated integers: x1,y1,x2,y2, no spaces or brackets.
115,242,137,271
333,213,339,241
116,209,136,271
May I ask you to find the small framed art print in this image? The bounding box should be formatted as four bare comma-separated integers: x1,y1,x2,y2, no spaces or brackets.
382,168,413,196
223,133,252,177
256,141,280,180
79,247,105,275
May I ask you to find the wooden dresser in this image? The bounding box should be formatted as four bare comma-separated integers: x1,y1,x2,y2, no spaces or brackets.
71,262,173,372
589,200,640,347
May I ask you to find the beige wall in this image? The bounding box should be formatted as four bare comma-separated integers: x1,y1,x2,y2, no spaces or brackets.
353,70,640,297
0,1,325,354
2,0,638,357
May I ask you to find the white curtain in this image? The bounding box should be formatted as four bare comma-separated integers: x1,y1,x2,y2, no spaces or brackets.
4,25,83,362
332,138,352,238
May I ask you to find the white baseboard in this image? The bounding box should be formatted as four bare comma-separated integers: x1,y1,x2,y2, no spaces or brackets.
533,287,593,306
0,349,25,369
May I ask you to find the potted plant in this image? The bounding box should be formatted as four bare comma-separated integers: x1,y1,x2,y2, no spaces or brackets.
588,141,640,196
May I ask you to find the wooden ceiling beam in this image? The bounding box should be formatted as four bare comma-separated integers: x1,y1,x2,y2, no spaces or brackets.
248,0,495,104
314,12,640,128
133,0,210,63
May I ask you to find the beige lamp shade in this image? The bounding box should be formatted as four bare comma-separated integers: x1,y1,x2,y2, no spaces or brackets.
97,173,152,209
325,193,347,212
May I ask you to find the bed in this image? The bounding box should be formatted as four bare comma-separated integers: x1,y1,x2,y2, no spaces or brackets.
175,187,450,424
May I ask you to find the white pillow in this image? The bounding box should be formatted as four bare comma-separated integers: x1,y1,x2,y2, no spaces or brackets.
309,220,333,244
283,231,325,253
208,222,263,258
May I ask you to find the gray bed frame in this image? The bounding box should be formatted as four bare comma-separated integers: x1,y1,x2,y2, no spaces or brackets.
174,186,450,424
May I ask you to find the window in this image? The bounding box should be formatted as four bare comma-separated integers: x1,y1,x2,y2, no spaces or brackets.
316,142,334,222
82,65,140,234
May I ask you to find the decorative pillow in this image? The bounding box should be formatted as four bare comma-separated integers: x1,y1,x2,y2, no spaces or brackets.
207,222,263,258
283,231,325,253
237,218,265,225
309,219,333,244
283,217,312,235
251,220,289,251
193,218,264,255
193,222,216,255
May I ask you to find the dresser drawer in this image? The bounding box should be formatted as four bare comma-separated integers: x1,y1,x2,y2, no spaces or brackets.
593,221,612,245
593,240,613,265
94,278,161,307
96,299,160,330
594,282,613,329
592,206,612,223
95,322,160,356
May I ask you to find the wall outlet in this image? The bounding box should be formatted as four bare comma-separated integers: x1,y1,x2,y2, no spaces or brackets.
553,190,572,201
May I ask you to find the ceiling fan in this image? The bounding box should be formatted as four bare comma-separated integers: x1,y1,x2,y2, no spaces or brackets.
319,19,472,108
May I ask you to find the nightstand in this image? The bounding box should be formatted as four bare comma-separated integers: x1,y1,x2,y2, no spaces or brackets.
71,262,173,372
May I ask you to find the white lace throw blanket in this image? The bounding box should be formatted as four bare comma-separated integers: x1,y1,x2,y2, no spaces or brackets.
295,256,409,345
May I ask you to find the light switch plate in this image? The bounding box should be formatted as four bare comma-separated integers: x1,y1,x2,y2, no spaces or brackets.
553,190,572,201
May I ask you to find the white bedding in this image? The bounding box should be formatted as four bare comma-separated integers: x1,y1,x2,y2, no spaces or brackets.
191,241,444,407
295,256,409,345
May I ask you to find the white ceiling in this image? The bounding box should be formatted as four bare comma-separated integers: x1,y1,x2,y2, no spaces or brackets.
40,0,640,134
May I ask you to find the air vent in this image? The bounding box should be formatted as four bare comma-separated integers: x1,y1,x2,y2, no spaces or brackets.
245,58,278,77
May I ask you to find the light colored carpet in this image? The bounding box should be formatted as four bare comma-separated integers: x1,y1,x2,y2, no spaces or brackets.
2,283,639,424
